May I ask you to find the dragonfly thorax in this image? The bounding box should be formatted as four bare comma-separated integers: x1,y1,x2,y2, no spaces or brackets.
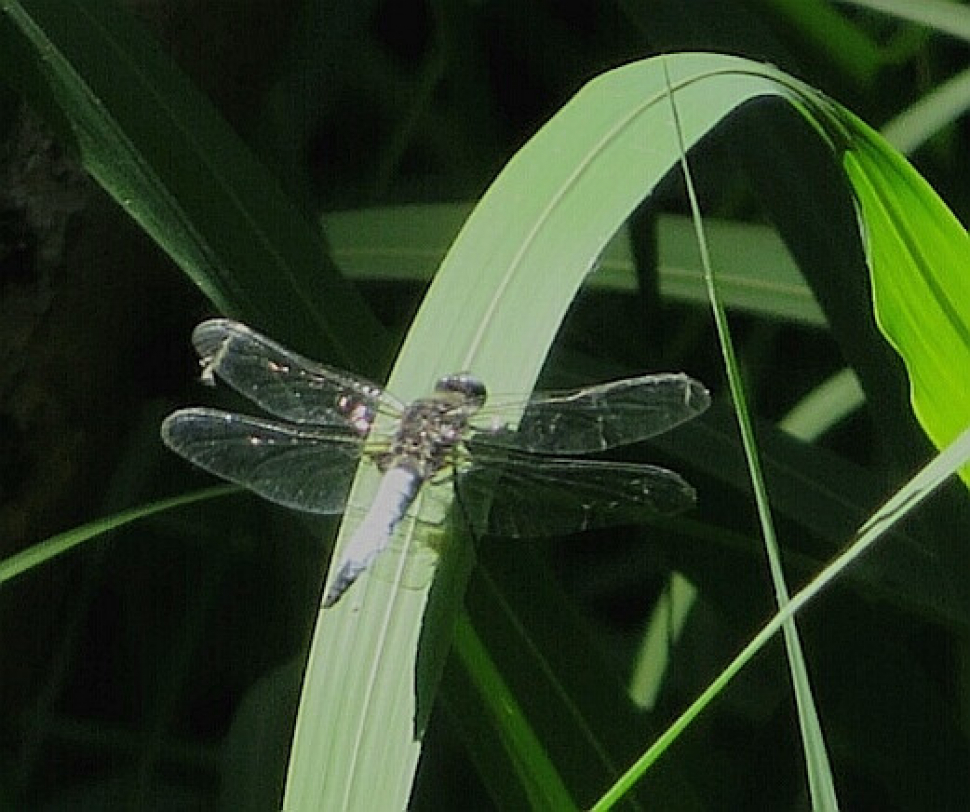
377,378,485,480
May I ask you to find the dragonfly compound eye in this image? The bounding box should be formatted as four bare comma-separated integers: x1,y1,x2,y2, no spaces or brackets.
434,373,487,408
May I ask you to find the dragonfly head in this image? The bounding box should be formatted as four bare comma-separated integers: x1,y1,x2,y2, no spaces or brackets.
434,373,487,411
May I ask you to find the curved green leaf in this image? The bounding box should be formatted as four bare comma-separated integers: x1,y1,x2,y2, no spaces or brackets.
283,52,817,812
839,111,970,485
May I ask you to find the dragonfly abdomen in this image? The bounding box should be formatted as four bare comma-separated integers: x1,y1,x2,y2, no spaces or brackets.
323,465,422,607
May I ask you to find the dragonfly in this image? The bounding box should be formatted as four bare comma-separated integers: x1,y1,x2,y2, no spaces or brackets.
161,319,710,607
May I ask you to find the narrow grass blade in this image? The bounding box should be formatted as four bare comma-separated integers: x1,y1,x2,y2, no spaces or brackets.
0,486,236,586
881,66,970,155
664,58,839,812
832,0,970,43
451,612,577,811
593,423,970,810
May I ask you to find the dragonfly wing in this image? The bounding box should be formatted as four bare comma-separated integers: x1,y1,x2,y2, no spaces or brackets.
455,454,697,537
161,407,368,514
192,319,404,428
472,373,710,455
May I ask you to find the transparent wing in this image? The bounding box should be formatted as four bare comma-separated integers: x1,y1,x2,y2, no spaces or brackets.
455,454,697,537
192,319,404,428
161,407,372,514
470,373,710,455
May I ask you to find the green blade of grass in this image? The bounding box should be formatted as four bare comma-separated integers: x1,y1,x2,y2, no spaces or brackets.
880,65,970,155
832,0,970,43
282,53,835,812
779,368,866,441
665,60,839,811
838,109,970,486
450,611,577,811
593,422,970,810
0,485,237,586
325,206,827,326
589,54,970,808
